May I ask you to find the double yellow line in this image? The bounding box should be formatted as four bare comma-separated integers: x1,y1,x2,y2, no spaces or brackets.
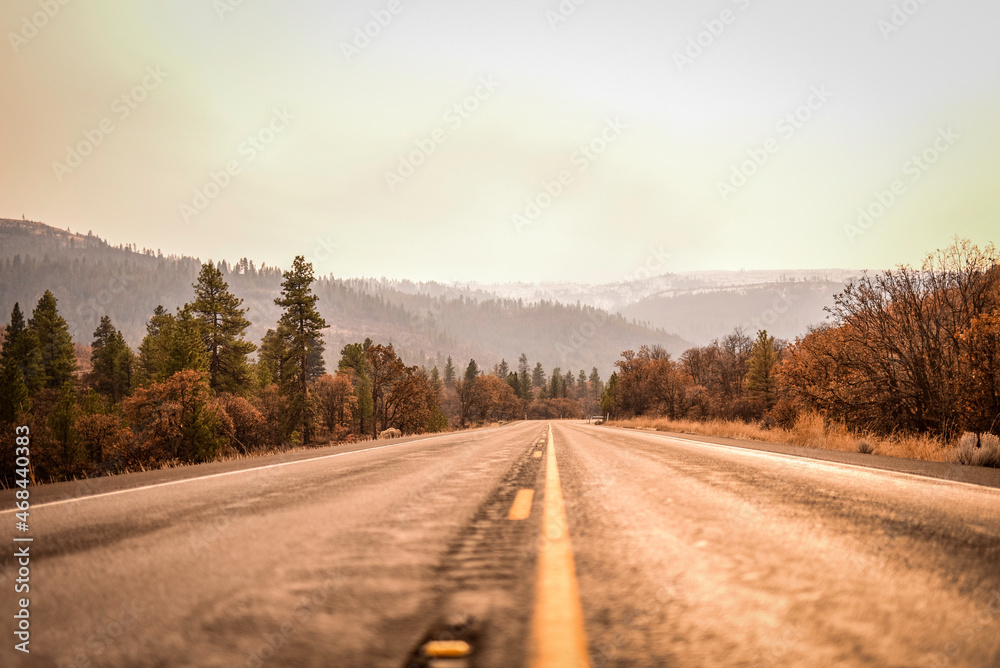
529,425,590,668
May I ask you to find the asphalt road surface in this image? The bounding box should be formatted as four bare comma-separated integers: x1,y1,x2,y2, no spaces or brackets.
2,421,999,667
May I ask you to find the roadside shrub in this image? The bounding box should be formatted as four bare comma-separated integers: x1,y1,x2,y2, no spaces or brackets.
789,412,827,449
954,432,1000,468
768,397,799,430
216,393,266,452
609,414,950,462
76,412,134,472
974,433,1000,468
123,370,226,464
857,438,875,454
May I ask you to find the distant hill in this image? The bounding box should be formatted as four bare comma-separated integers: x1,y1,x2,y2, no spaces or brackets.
0,218,688,375
385,270,858,346
444,269,855,313
619,280,847,344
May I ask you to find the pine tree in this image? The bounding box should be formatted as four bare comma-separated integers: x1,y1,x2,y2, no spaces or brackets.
306,339,326,381
589,367,603,399
497,359,510,379
137,306,175,383
532,362,547,389
443,356,456,389
550,367,564,398
274,256,327,442
505,372,520,395
746,330,779,408
339,340,374,436
154,307,208,380
191,262,256,393
258,327,288,387
465,359,480,382
89,315,134,401
600,372,618,417
91,315,116,355
0,360,31,426
28,290,77,389
49,382,80,474
0,303,42,393
517,354,532,400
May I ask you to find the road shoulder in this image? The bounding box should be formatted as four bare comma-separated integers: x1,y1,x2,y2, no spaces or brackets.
598,424,1000,489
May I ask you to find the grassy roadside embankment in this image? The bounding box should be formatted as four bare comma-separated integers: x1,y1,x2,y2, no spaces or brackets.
606,412,987,465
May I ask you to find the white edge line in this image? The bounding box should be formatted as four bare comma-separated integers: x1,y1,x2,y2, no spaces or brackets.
597,424,1000,494
1,430,491,514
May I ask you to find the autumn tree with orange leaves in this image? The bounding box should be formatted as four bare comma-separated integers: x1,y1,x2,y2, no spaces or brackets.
780,240,1000,436
122,370,229,464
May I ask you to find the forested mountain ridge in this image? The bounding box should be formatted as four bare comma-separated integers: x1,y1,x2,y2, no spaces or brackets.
341,270,858,347
0,218,686,373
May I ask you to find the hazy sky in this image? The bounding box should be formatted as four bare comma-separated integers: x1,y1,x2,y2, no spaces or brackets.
1,1,998,283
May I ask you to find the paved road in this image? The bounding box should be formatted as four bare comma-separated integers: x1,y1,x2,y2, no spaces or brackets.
2,421,999,667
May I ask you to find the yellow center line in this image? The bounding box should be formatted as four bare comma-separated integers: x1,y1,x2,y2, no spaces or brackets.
508,489,535,520
422,640,472,658
529,424,590,668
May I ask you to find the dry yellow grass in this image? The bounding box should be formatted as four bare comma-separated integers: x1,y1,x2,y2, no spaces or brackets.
609,412,951,463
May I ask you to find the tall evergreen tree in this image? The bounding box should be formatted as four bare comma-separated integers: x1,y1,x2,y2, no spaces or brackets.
0,359,31,426
258,326,288,387
337,341,368,376
443,356,456,389
306,339,326,382
550,367,564,398
190,262,256,393
517,354,532,400
505,372,520,395
465,359,480,382
746,330,779,408
589,367,604,401
165,307,209,378
137,305,206,383
532,362,547,389
28,290,77,389
0,310,38,426
137,306,169,382
496,359,510,378
0,303,42,392
49,382,80,473
274,256,327,442
339,340,374,436
600,372,618,417
89,315,134,401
